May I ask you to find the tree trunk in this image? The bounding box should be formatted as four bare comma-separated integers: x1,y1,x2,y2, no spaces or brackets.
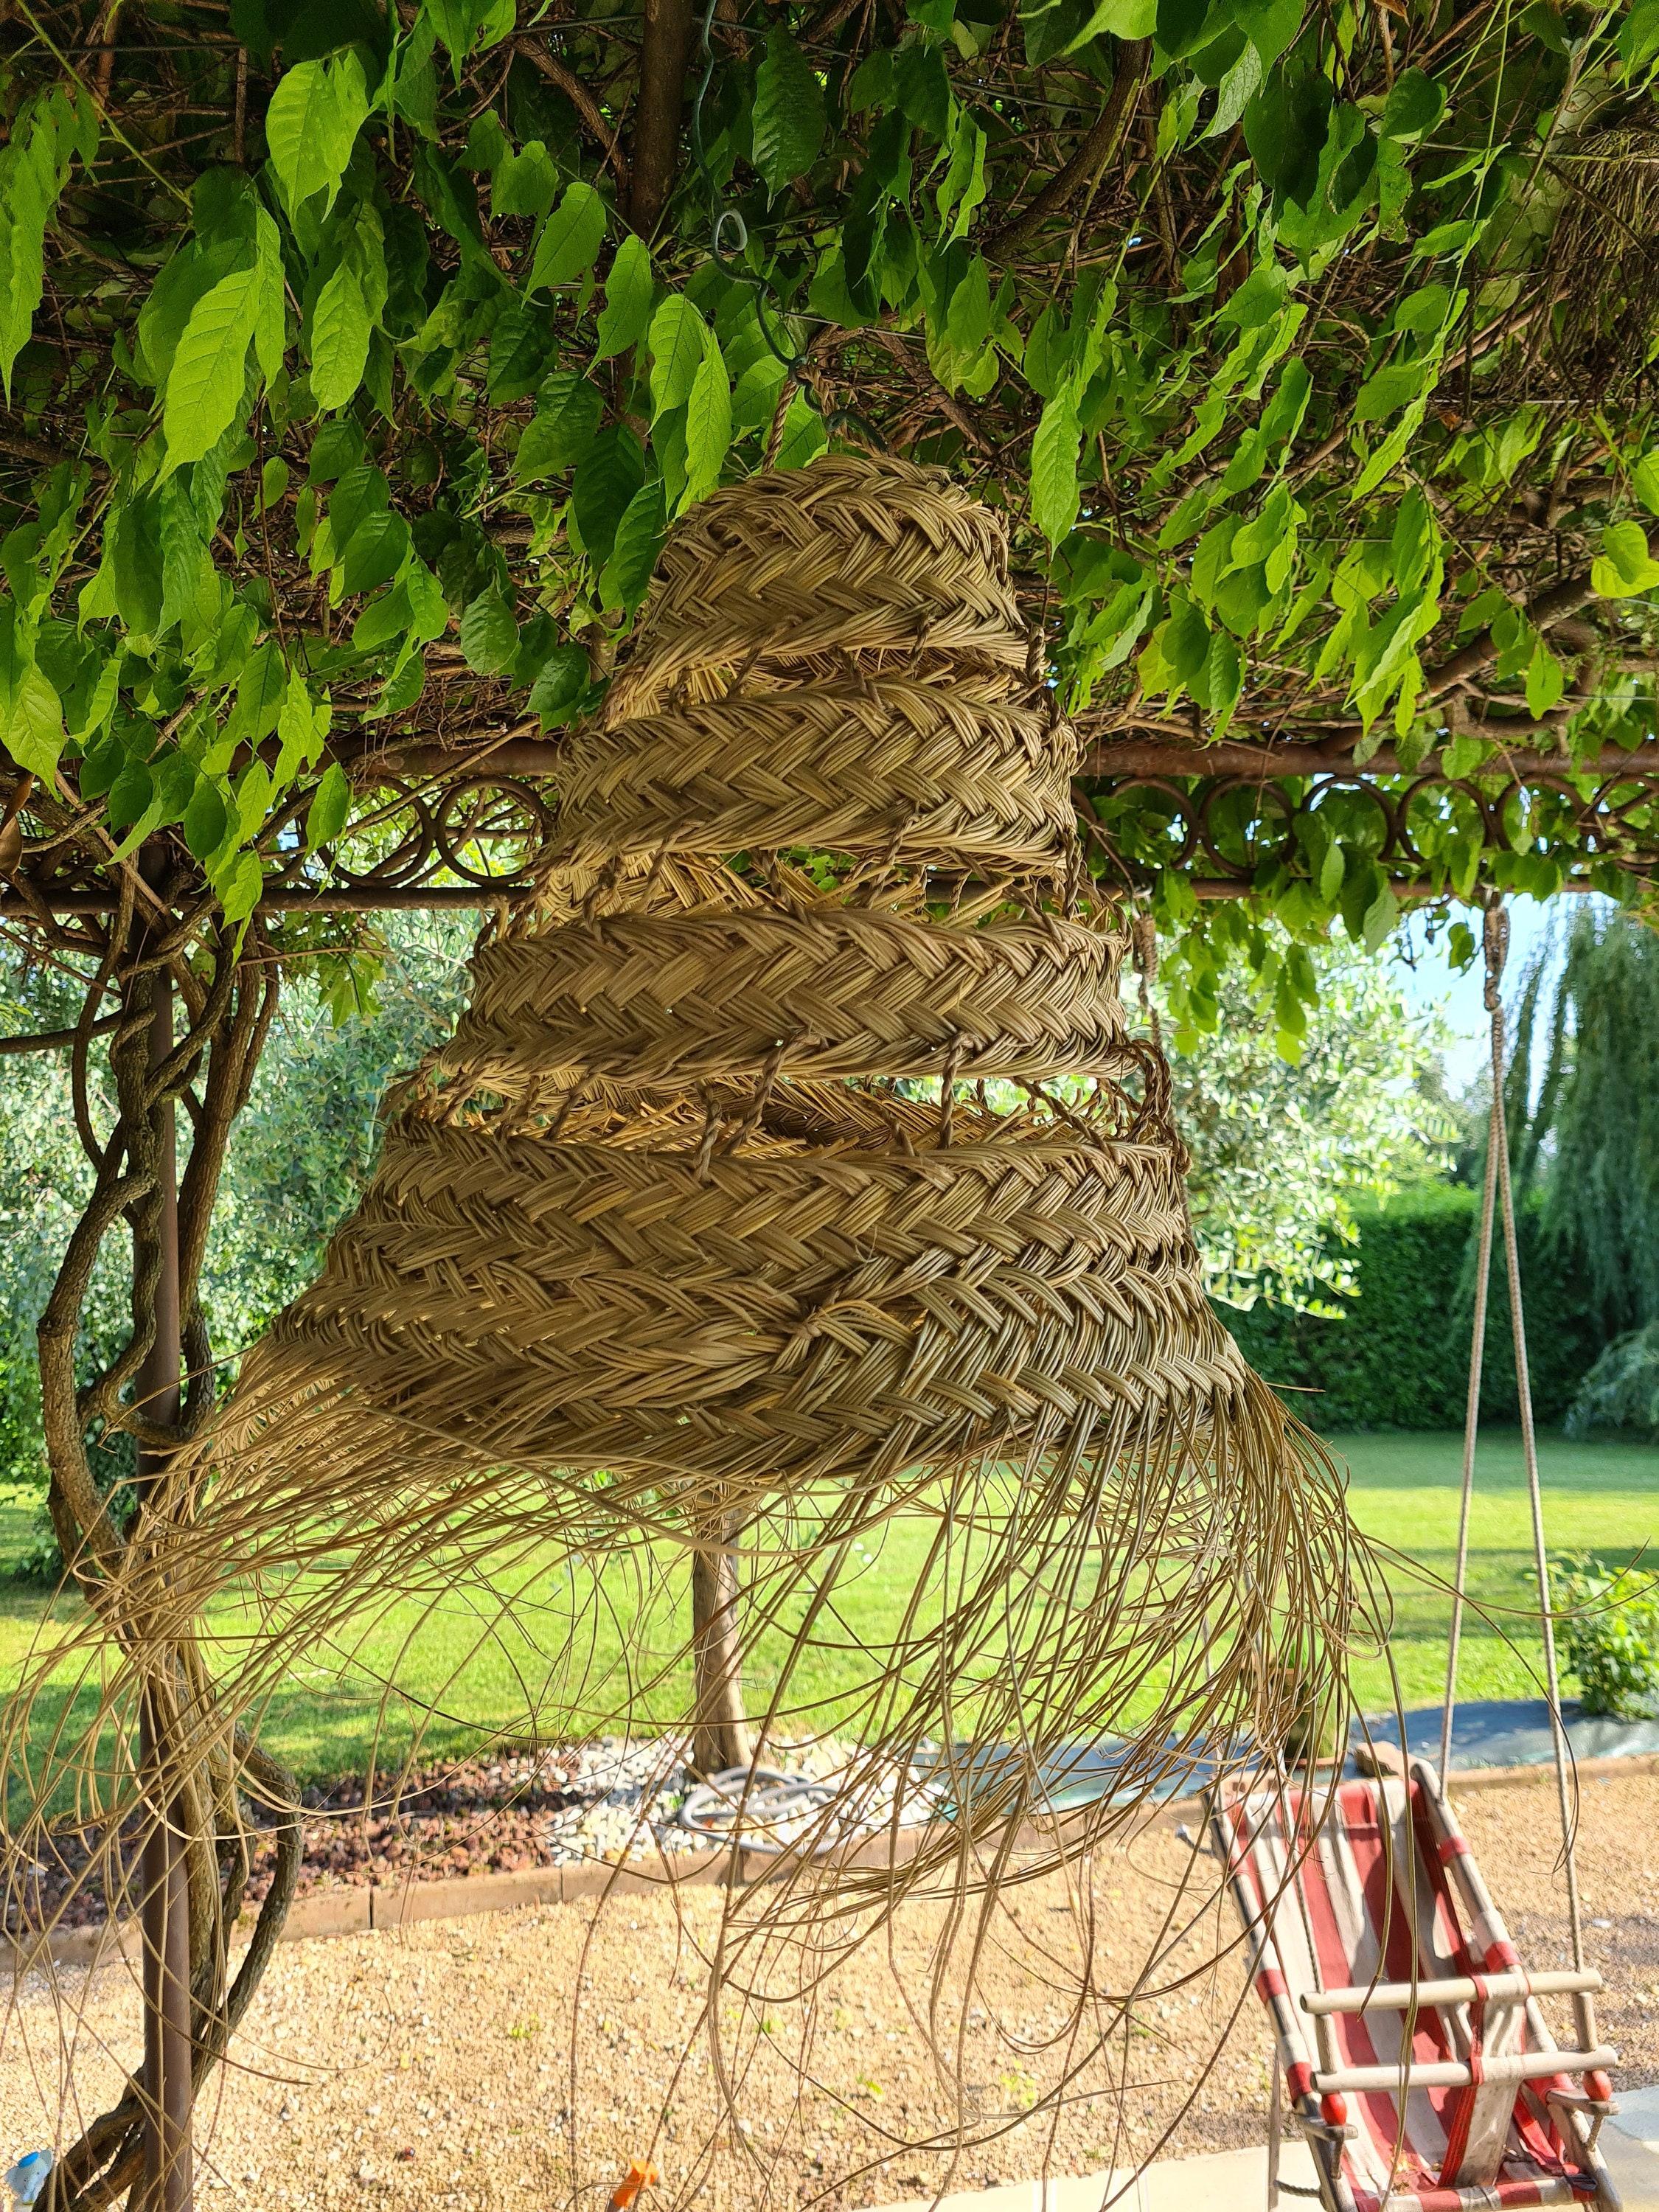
689,1510,751,1776
627,0,694,238
136,956,194,2212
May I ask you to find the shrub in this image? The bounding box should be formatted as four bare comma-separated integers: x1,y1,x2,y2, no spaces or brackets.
1565,1322,1659,1444
1553,1554,1659,1717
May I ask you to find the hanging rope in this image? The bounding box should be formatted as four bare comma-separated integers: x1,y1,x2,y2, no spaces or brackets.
1439,905,1505,1790
1440,897,1596,2056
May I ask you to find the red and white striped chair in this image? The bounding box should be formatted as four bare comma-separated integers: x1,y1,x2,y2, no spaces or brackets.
1213,1753,1621,2211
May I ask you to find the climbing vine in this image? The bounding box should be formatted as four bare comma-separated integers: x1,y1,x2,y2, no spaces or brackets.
1,0,1658,1000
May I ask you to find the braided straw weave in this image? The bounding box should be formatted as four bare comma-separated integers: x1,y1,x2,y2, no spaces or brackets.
186,447,1340,1535
554,680,1074,872
216,1122,1229,1513
434,908,1129,1103
554,455,1076,874
602,454,1029,718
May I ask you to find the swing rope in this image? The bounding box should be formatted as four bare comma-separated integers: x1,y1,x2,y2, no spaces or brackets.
1439,897,1596,2055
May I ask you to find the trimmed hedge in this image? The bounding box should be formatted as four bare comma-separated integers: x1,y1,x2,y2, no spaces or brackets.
1221,1183,1607,1433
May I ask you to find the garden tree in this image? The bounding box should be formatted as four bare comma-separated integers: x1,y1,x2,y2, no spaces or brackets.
6,0,1659,2187
0,917,469,1490
1168,935,1454,1312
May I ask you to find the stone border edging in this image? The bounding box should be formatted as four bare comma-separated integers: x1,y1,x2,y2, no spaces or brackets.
17,1751,1655,1973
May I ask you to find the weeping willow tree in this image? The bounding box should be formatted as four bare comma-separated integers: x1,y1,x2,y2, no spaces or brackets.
1526,906,1659,1339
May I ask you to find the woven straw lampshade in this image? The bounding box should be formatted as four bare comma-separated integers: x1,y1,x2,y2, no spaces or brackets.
173,455,1355,1815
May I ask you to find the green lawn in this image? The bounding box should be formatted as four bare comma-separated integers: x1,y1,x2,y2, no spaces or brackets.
1,1430,1655,1786
1338,1428,1659,1711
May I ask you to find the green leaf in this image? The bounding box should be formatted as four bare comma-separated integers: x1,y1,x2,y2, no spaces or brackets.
405,560,451,641
492,139,560,220
1244,69,1332,208
110,499,165,637
936,114,988,240
1203,43,1264,139
1031,389,1082,547
1380,66,1444,141
425,0,515,75
1164,597,1211,686
599,481,667,612
596,235,655,359
0,613,63,781
459,587,519,674
1352,360,1426,425
1621,0,1659,72
162,264,258,472
528,642,592,728
220,649,283,755
1196,630,1242,731
487,298,555,403
0,104,66,401
1318,835,1345,903
156,477,212,633
1157,0,1227,60
773,390,828,472
893,44,950,140
945,257,993,354
210,847,262,927
649,295,708,414
515,372,605,480
527,181,608,292
733,353,789,431
683,341,732,504
274,668,326,780
327,463,390,554
351,579,413,653
1394,284,1453,337
1635,451,1659,516
309,418,366,482
364,653,428,719
571,425,647,570
253,206,287,387
338,507,409,596
1592,521,1659,599
1361,876,1398,953
265,52,368,214
753,27,827,201
305,759,352,849
308,261,371,413
1526,639,1567,719
1060,0,1156,46
183,776,229,860
108,757,156,835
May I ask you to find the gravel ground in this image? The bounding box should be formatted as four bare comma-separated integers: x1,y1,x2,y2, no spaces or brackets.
1,1770,1656,2212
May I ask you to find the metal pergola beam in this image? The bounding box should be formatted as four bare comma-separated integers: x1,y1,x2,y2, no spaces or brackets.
1079,738,1659,780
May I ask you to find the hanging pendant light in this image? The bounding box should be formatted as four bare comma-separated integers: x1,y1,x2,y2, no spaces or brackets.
153,456,1366,1901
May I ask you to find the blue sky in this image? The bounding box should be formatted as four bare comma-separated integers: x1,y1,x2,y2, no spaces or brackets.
1391,897,1568,1096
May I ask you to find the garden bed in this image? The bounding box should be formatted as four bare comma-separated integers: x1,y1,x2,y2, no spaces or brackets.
10,1737,868,1937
